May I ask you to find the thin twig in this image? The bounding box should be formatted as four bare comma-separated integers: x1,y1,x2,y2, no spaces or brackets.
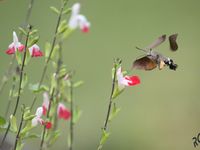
13,107,25,150
69,79,73,150
30,0,67,111
0,26,31,147
40,88,55,150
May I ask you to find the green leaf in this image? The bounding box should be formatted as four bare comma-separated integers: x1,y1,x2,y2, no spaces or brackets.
48,130,61,146
29,83,49,93
112,86,124,99
23,133,40,140
21,73,28,89
108,103,121,122
58,20,68,35
18,27,27,36
28,36,39,47
51,44,59,60
25,49,31,65
62,8,71,15
16,141,24,150
30,29,38,35
10,115,17,133
73,107,82,124
98,129,110,149
50,6,60,15
73,81,84,88
20,121,33,138
0,116,6,126
45,42,51,60
15,50,22,66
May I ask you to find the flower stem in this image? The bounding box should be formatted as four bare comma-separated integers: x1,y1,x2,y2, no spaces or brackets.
13,106,25,150
40,88,55,150
97,63,117,150
30,0,67,111
69,79,74,150
0,26,31,147
0,0,35,95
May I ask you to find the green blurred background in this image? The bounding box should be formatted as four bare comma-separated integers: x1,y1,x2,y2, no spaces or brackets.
0,0,200,150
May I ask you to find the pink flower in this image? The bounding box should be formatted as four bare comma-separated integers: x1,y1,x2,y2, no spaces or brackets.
5,31,25,54
32,107,52,129
57,103,71,120
28,44,43,57
68,3,91,33
117,67,140,89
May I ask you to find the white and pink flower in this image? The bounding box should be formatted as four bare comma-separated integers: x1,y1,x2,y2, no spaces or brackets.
117,67,140,90
5,31,25,54
28,44,43,57
68,3,90,33
32,107,52,129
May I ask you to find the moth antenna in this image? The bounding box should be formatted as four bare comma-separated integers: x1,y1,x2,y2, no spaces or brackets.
135,46,147,52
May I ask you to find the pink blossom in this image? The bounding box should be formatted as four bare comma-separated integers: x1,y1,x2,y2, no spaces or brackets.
42,92,49,116
68,3,90,33
117,67,140,89
28,44,43,57
57,103,71,120
5,31,25,54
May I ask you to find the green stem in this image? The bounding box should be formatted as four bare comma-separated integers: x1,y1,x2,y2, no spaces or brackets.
13,107,25,150
97,64,117,150
30,0,67,111
40,88,55,150
0,26,31,147
69,79,74,150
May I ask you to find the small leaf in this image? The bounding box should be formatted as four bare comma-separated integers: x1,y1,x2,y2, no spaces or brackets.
48,130,60,145
50,6,60,15
73,107,82,124
0,116,6,126
21,73,28,89
30,29,38,35
45,42,51,60
58,20,68,35
15,50,22,66
112,86,124,99
18,27,27,36
62,8,71,15
73,81,84,88
29,83,49,93
16,141,24,150
28,36,39,47
10,115,17,133
20,122,33,138
98,129,110,149
23,133,40,140
51,44,59,59
108,103,121,121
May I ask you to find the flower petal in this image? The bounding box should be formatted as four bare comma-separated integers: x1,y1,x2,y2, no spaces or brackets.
125,76,140,86
57,103,71,120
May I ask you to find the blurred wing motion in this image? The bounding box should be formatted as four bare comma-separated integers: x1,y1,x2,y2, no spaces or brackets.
169,33,178,51
146,34,166,49
133,56,157,71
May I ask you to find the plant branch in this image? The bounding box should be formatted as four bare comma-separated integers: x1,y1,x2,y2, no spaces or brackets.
0,0,35,95
13,107,25,150
40,88,55,150
69,79,74,150
30,0,67,111
0,26,31,147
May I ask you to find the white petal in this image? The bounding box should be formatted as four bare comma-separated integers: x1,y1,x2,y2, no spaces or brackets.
68,16,79,29
72,3,80,16
43,92,49,109
35,107,43,117
31,117,38,127
77,15,90,30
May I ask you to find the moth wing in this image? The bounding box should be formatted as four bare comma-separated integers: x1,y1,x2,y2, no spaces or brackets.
169,33,178,51
146,34,166,50
133,56,157,71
